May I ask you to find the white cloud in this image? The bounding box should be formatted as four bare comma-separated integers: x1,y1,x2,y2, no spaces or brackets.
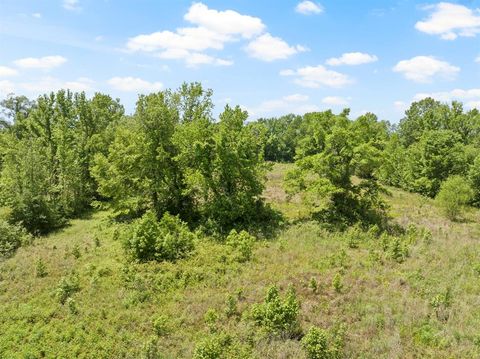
283,94,309,102
394,100,408,112
108,77,163,93
281,65,352,88
245,33,306,61
322,96,349,106
32,13,42,18
156,49,232,67
0,80,15,95
412,88,480,109
184,2,265,38
295,1,323,15
248,93,319,117
13,55,67,70
0,66,18,77
468,101,480,109
127,27,229,53
126,2,298,66
126,2,265,64
393,56,459,83
63,0,81,11
326,52,378,66
476,56,480,63
415,2,480,40
20,76,94,93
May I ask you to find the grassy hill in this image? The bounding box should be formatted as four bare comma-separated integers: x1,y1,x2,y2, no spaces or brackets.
1,163,480,358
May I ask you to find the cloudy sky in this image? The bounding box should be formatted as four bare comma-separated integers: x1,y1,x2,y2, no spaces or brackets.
1,0,480,121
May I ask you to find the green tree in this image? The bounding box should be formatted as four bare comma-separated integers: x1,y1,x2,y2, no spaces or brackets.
1,90,123,233
436,175,473,220
403,130,467,197
286,122,387,228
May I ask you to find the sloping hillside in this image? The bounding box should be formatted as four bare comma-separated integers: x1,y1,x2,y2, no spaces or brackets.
1,164,480,358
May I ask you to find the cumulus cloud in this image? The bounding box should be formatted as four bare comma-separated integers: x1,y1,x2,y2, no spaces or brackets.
322,96,349,106
0,80,15,95
415,2,480,40
413,88,480,107
127,27,229,53
326,52,378,66
245,33,307,61
156,49,232,67
394,100,408,112
108,76,163,92
126,2,302,66
13,55,67,70
393,56,459,83
295,1,323,15
248,93,319,117
184,2,265,38
281,65,352,88
20,76,94,93
63,0,81,11
0,66,18,77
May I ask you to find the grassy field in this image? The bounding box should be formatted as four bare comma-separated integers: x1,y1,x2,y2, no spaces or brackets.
1,163,480,358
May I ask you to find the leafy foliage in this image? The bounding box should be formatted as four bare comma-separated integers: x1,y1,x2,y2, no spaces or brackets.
124,210,196,262
436,175,473,220
286,112,388,228
225,229,256,262
0,90,123,233
0,219,31,258
55,273,80,304
93,84,267,233
251,285,300,338
301,326,344,359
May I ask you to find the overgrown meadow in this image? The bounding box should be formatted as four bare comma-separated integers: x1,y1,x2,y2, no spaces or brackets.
1,84,480,358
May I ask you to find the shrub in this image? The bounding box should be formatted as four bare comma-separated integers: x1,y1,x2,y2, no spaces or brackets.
251,285,300,338
224,294,238,318
66,297,78,315
204,309,220,333
55,273,80,304
301,326,344,359
35,258,47,278
308,277,318,293
332,273,343,293
124,211,196,262
192,333,231,359
71,244,81,259
152,315,169,336
0,219,31,258
141,336,160,359
225,229,256,262
436,175,473,220
388,237,409,263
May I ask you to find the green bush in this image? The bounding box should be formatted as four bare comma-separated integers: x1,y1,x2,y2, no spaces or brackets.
301,326,344,359
225,229,256,262
35,258,47,278
55,273,80,304
192,333,231,359
332,273,343,293
124,211,196,262
152,315,170,336
251,285,300,338
0,219,31,258
436,175,473,220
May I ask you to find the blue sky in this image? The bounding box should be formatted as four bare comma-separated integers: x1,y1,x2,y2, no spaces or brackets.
1,0,480,122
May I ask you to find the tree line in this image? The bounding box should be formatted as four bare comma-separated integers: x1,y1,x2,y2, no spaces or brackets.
1,84,479,240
